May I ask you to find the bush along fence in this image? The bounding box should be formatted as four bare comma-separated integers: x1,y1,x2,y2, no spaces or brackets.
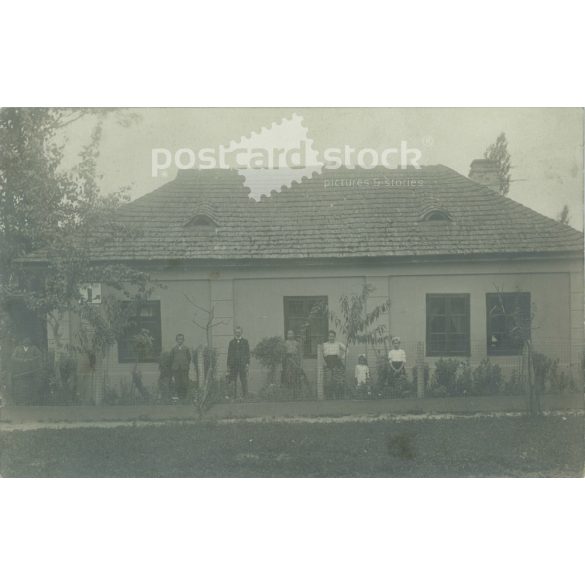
315,338,583,410
1,336,583,410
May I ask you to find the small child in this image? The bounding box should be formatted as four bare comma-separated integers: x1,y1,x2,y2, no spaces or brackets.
354,354,371,399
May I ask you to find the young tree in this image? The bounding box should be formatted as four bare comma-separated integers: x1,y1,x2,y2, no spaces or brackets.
490,286,540,415
184,296,228,412
315,284,390,366
557,204,570,225
484,132,512,196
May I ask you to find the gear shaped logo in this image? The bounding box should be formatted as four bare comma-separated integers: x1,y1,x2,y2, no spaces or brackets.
224,114,323,201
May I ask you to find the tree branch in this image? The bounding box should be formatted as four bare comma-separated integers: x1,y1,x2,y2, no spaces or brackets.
184,294,210,314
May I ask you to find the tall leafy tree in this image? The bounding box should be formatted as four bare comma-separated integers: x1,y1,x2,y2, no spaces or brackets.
0,108,148,396
484,132,512,196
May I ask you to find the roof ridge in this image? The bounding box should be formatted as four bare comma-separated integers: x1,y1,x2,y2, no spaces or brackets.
75,163,582,262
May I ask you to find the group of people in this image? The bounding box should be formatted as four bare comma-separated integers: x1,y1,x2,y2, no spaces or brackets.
323,332,407,399
167,326,313,402
168,326,312,401
5,329,407,405
162,327,251,402
222,327,407,401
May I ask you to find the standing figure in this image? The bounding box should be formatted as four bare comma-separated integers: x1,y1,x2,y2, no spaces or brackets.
282,330,302,397
388,336,407,396
11,337,43,405
322,330,346,399
227,326,250,399
170,333,191,401
354,354,371,399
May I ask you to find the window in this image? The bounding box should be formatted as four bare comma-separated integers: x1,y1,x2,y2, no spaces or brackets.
117,301,162,363
284,296,328,358
185,213,218,229
188,216,215,227
486,293,531,355
184,215,218,233
426,294,470,356
419,203,451,223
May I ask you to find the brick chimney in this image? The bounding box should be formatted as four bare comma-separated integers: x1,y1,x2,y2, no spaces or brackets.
469,159,500,193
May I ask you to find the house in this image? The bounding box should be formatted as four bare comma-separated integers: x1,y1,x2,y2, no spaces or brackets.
41,162,585,397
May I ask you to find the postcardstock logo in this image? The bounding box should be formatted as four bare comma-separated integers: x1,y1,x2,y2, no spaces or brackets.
224,114,323,201
151,114,424,201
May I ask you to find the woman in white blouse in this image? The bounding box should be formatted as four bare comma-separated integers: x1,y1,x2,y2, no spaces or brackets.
387,336,407,397
322,330,346,399
388,336,406,375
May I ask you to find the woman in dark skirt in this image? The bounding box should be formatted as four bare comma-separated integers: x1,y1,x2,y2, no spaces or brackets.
322,330,347,399
282,330,302,397
388,336,407,396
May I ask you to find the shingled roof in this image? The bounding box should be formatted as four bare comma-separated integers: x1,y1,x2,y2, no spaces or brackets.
74,165,585,262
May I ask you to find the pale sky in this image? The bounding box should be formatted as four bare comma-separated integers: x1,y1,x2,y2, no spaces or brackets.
61,108,584,230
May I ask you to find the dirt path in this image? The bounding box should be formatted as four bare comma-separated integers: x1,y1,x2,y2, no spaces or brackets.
0,409,581,433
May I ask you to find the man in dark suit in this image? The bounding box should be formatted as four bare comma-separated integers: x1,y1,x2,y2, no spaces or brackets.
227,326,250,399
170,333,191,401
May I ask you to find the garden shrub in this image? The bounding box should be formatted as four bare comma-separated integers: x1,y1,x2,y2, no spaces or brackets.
531,351,581,394
194,373,230,407
455,362,473,396
371,351,579,399
426,359,472,397
104,377,132,405
258,382,287,401
431,359,459,395
252,336,287,386
531,351,573,394
375,357,413,398
503,369,523,395
555,370,576,394
472,358,503,395
399,377,417,397
532,351,555,394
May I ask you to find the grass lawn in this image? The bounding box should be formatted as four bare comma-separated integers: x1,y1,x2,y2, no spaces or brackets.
0,414,583,477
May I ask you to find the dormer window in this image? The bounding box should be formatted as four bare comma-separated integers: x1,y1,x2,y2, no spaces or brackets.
184,214,218,232
418,194,452,224
418,206,453,231
425,210,450,222
187,216,215,227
